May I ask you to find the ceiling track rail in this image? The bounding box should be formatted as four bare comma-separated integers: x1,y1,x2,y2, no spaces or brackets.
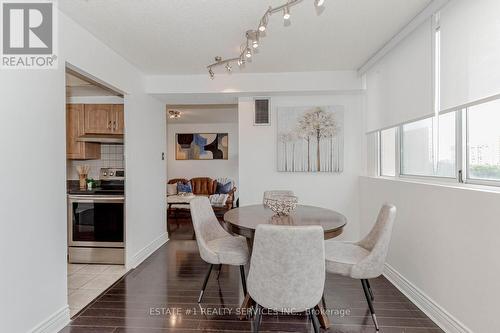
206,0,325,79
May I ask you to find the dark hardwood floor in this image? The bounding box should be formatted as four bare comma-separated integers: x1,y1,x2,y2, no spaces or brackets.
60,219,444,332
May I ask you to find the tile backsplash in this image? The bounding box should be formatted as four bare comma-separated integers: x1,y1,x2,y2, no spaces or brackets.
67,144,124,180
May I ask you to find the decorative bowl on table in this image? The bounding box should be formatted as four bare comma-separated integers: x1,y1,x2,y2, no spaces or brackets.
264,195,298,216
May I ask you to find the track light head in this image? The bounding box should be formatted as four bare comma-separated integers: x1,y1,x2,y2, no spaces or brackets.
315,0,325,7
225,63,232,72
283,6,290,20
237,58,245,66
259,12,269,32
252,40,259,49
208,67,214,79
245,47,252,58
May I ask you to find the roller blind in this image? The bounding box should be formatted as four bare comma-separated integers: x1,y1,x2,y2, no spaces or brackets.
440,0,500,111
366,19,433,133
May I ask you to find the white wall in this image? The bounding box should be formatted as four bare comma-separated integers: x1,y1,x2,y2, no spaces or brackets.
238,94,364,240
0,68,67,333
167,123,239,188
146,71,363,95
124,94,167,268
360,177,499,333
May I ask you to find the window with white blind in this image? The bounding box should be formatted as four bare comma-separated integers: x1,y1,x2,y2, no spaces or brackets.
366,132,379,177
365,1,500,187
380,128,396,177
466,99,500,183
400,112,456,178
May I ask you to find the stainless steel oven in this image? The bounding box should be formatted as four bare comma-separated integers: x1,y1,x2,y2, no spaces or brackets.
68,195,124,247
68,168,125,264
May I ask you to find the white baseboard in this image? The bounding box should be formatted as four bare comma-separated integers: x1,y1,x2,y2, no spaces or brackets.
383,263,472,333
127,232,168,269
30,306,69,333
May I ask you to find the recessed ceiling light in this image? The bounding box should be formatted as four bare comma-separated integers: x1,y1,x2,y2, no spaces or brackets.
168,110,181,119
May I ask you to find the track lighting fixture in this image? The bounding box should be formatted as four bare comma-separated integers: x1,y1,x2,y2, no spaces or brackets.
206,0,325,78
315,0,325,7
283,5,291,20
258,11,269,32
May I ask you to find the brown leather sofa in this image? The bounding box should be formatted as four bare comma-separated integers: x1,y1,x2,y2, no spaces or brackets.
168,177,236,211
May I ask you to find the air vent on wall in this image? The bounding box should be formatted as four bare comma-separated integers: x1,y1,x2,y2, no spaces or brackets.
254,99,270,125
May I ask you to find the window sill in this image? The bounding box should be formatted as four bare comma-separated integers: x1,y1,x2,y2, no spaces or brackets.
360,175,500,194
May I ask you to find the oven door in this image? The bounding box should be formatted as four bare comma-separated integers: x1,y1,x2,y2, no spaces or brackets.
68,195,125,248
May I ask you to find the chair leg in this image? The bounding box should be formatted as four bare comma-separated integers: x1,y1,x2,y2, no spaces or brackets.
309,309,320,333
239,265,248,296
321,293,327,310
216,264,222,280
366,279,374,301
253,303,262,333
361,279,379,331
198,264,214,303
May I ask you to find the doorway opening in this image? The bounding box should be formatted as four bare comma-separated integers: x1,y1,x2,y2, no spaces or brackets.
65,66,126,317
165,104,239,239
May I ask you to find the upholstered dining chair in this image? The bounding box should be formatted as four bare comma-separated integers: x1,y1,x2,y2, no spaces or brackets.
262,190,295,204
189,197,249,303
247,224,325,333
324,204,397,331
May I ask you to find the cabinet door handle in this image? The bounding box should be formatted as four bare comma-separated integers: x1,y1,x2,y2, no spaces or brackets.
108,121,112,129
113,121,117,131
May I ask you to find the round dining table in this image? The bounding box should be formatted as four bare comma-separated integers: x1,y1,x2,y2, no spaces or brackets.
223,204,347,251
223,204,347,329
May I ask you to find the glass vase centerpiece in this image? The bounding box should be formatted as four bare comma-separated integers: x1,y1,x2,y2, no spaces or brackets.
264,195,298,216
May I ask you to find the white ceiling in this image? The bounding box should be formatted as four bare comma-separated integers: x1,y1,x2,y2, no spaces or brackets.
59,0,432,75
167,104,238,124
66,72,122,97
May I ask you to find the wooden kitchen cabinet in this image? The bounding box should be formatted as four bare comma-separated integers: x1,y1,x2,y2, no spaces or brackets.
84,104,113,134
112,104,124,134
83,104,124,135
66,104,101,160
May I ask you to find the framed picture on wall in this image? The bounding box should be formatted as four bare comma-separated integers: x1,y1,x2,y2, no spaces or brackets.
175,133,229,160
277,106,344,172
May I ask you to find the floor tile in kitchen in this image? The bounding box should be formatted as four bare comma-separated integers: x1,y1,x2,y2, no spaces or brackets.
67,263,126,318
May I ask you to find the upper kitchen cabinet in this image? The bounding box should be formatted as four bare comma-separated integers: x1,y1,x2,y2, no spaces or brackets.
83,104,124,135
67,104,101,160
84,104,113,134
112,104,124,135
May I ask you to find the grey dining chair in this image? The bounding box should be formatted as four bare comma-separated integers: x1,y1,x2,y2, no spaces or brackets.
324,204,397,331
189,197,249,303
247,224,325,333
262,190,295,204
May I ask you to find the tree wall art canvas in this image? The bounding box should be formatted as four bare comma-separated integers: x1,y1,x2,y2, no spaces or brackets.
176,133,228,160
277,106,344,172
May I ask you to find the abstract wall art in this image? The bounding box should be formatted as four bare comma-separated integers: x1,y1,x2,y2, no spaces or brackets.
176,133,228,160
277,106,344,172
